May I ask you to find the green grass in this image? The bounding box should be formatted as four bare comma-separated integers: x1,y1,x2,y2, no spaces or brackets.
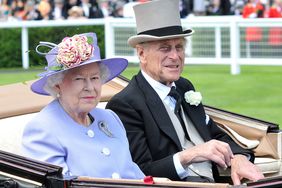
1,65,281,128
123,65,282,128
0,67,42,85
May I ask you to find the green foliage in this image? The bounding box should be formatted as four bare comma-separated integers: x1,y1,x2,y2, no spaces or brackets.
0,29,22,68
0,26,104,68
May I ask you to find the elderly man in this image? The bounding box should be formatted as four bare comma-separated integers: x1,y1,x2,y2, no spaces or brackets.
106,0,264,185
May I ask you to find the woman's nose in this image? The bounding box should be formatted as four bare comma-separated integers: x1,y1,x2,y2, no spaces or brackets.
84,79,94,91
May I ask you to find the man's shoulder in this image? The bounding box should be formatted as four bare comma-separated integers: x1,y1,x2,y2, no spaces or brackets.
176,77,194,89
108,76,140,102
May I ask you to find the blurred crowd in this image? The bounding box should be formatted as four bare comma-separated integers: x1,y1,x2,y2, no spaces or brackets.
0,0,281,21
0,0,137,21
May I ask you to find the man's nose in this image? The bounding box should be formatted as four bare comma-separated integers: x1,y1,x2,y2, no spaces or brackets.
168,48,179,59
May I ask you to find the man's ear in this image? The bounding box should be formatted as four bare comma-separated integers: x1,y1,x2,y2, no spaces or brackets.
136,44,146,63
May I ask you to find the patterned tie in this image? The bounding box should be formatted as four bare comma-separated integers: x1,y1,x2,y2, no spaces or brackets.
168,87,190,140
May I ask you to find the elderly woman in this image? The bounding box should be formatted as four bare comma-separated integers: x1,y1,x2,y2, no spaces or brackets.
21,32,144,179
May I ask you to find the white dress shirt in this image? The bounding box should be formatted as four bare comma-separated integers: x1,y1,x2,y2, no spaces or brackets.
141,71,189,179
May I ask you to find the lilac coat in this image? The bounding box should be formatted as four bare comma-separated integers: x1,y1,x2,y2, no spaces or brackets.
22,100,144,179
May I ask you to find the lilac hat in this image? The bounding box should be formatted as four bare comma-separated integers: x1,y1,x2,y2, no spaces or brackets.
31,32,128,95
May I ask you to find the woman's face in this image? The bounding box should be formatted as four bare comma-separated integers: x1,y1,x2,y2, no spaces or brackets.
57,63,102,116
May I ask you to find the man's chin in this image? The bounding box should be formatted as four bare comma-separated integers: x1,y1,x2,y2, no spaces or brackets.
160,78,180,86
165,70,181,79
168,75,181,82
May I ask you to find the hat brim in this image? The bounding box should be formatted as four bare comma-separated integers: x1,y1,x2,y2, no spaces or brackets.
128,29,194,48
31,58,128,96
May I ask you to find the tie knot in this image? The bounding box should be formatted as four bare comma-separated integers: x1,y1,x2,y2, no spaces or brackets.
168,86,180,101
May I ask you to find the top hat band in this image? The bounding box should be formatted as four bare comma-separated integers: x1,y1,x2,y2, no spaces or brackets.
138,26,186,37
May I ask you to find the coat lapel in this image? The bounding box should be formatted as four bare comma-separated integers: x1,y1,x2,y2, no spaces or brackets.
176,84,211,141
136,72,182,149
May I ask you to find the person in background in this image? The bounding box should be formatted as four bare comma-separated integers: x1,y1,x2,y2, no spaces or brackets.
267,0,282,57
193,0,206,16
63,0,80,19
180,0,193,18
206,0,232,16
22,32,144,179
106,0,264,185
243,0,265,18
10,0,25,20
67,5,86,19
242,0,265,57
90,0,104,18
79,0,104,18
99,0,110,17
0,0,11,21
22,0,41,20
230,0,247,15
37,0,52,20
51,0,65,20
268,0,282,18
110,0,125,18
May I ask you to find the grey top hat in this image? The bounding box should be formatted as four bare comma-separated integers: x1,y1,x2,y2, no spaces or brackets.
128,0,194,48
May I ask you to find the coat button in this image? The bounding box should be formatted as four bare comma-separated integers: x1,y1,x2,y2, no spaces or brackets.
87,130,95,138
102,147,111,156
112,172,120,179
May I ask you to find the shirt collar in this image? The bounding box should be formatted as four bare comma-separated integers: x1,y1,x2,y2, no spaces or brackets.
141,70,176,101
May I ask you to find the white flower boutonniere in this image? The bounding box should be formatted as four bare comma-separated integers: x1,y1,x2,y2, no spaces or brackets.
184,91,202,106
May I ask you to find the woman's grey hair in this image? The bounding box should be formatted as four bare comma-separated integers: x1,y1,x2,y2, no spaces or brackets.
44,62,110,98
100,63,110,83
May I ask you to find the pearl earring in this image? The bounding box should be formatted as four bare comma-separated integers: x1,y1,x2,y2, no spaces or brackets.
56,93,60,98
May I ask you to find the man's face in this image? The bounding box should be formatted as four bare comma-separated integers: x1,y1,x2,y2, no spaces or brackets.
137,38,186,86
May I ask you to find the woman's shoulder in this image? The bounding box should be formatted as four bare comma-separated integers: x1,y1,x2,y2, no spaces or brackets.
90,108,119,119
25,100,63,129
90,108,124,129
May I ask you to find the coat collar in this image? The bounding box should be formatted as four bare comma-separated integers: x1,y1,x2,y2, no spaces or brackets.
175,81,211,141
135,72,211,144
136,72,182,149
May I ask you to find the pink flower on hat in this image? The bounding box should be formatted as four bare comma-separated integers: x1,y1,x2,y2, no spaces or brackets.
56,35,93,68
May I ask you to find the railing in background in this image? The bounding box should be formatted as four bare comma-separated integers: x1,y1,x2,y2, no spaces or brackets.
106,16,282,75
1,16,282,75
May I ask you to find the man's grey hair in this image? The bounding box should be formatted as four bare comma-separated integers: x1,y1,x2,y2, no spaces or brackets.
44,63,110,98
137,38,188,49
